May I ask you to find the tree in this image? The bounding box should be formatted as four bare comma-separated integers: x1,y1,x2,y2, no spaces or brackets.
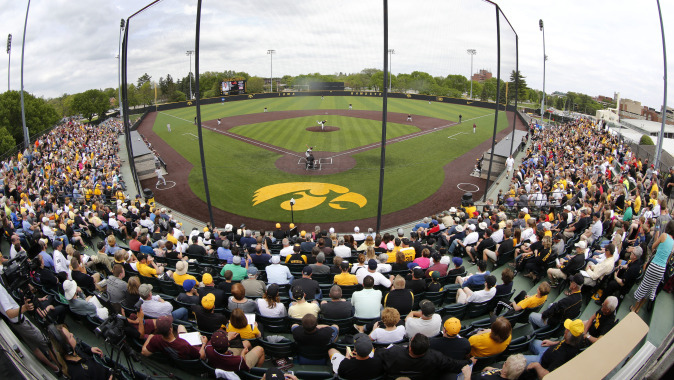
170,90,186,102
72,89,110,122
0,90,60,145
508,70,528,101
0,126,16,153
247,76,265,93
445,75,468,94
640,135,654,145
137,73,152,88
137,82,153,107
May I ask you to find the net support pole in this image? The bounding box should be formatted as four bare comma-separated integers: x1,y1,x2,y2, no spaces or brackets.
376,0,389,233
654,0,668,170
194,0,215,228
509,35,519,154
19,0,31,151
120,18,141,196
483,5,501,202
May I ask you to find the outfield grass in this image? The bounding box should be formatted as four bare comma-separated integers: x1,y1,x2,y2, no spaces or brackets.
152,96,511,223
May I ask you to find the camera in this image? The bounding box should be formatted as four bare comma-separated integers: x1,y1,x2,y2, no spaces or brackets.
2,252,32,294
94,314,127,346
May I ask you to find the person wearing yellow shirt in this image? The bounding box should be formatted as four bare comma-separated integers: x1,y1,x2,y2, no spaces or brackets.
333,261,358,286
136,253,167,278
468,317,512,357
511,282,550,312
226,309,262,340
173,261,199,286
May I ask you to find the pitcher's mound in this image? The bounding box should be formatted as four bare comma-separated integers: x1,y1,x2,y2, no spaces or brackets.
306,126,339,132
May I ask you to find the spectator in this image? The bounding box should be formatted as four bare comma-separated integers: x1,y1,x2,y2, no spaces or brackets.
356,259,393,287
406,267,427,294
632,220,674,313
241,267,266,298
192,293,228,333
291,314,339,364
266,255,293,285
256,283,287,317
288,284,320,319
309,252,331,275
177,279,199,305
530,273,583,329
63,279,108,320
217,270,234,294
455,260,490,288
228,283,258,314
369,307,406,343
292,266,321,300
405,299,442,338
106,263,127,307
476,353,527,379
456,275,497,304
430,317,471,360
425,253,448,277
496,267,515,296
376,333,472,379
123,276,141,309
468,316,512,357
583,296,618,345
334,237,352,258
226,308,261,339
139,283,188,320
383,275,414,316
221,256,247,281
197,273,226,309
334,261,358,286
50,324,110,379
204,329,265,372
495,281,550,316
173,261,198,286
598,245,643,304
547,241,586,287
328,334,385,380
142,315,207,359
352,275,383,319
523,319,584,376
320,285,353,319
286,244,307,264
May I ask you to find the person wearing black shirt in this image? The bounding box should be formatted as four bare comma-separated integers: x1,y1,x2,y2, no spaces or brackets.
217,270,234,295
384,276,414,316
249,244,272,268
409,233,423,257
328,335,385,380
525,320,583,378
530,274,583,329
468,229,495,264
485,229,515,264
291,314,339,364
599,245,643,303
547,242,586,287
198,273,226,309
272,223,286,241
429,317,471,360
292,266,321,300
186,236,207,257
563,208,590,239
53,324,111,380
476,353,527,379
320,285,354,319
583,296,618,345
405,267,427,295
376,333,472,380
192,294,228,333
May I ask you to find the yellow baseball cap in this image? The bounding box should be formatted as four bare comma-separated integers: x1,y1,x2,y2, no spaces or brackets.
201,293,215,310
564,319,584,337
443,317,461,336
276,223,281,229
202,273,213,285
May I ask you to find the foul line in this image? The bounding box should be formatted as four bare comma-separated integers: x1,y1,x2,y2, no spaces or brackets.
158,111,302,158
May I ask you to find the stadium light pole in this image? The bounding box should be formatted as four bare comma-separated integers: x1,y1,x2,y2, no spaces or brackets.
117,20,124,119
267,49,275,93
388,49,394,92
6,34,11,92
466,49,476,99
654,0,668,170
539,19,546,125
19,0,31,150
186,50,194,100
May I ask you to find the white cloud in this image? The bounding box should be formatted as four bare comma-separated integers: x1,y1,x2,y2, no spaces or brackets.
0,0,671,109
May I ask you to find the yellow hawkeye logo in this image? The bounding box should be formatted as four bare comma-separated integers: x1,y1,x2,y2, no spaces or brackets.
253,182,367,211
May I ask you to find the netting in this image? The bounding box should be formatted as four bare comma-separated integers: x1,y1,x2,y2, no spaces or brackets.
121,0,518,229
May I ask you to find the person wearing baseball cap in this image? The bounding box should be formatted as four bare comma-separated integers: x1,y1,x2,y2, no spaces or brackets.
285,244,307,264
327,333,385,379
203,328,266,372
355,259,393,288
177,279,199,305
524,318,585,377
529,273,583,329
287,284,320,319
197,273,225,309
428,317,471,360
272,222,286,241
192,293,228,333
173,260,198,286
141,315,208,360
547,240,587,288
241,266,266,298
290,265,321,301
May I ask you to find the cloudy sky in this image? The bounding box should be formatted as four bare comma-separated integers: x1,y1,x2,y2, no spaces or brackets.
0,0,672,110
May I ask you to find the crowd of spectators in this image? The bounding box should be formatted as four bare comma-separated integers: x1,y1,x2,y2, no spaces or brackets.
1,116,673,380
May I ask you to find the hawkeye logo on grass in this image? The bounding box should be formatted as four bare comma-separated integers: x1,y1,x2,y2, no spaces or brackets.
253,182,367,211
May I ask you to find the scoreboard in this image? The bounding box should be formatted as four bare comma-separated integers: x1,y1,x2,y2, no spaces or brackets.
221,80,246,95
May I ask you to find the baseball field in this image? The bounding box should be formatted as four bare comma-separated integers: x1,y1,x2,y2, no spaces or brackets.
138,95,523,229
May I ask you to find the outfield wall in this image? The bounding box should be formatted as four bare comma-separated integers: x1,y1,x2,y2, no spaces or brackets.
129,91,518,115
